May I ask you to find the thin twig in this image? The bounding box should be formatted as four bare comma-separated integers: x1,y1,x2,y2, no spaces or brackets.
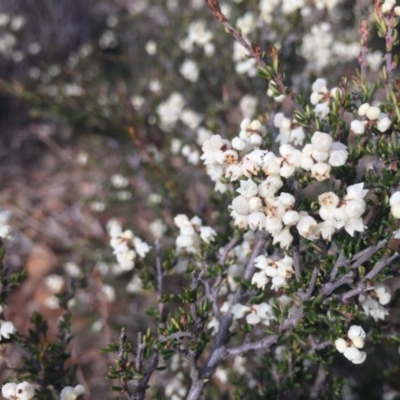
310,365,327,399
292,244,301,282
340,252,399,302
134,352,159,400
329,252,350,282
350,239,387,269
217,236,241,267
305,267,319,301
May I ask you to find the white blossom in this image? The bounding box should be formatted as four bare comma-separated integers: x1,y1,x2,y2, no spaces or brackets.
2,382,35,400
0,320,16,340
351,120,366,135
296,214,320,240
60,385,85,400
311,162,331,181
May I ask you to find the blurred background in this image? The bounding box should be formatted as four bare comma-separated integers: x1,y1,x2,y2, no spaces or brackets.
1,0,397,398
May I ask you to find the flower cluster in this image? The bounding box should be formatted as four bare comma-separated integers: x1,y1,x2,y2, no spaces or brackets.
335,325,367,364
350,103,392,135
156,93,186,132
359,282,392,321
180,59,199,82
390,191,400,219
381,0,400,15
107,219,151,271
201,127,347,190
231,302,275,326
2,382,35,400
180,20,215,57
174,214,217,254
318,183,368,239
273,112,305,145
60,384,85,400
252,254,294,291
309,78,340,120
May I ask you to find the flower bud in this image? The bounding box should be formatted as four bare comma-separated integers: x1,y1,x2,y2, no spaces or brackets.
366,106,380,120
335,338,347,353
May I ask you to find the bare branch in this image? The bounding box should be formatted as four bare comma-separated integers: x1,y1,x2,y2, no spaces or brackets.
195,231,268,383
329,252,350,282
321,271,355,297
364,252,399,280
226,308,304,358
226,334,279,358
305,267,319,301
134,351,159,400
350,239,387,269
292,244,301,282
135,332,144,372
218,236,241,267
310,365,327,399
340,252,400,302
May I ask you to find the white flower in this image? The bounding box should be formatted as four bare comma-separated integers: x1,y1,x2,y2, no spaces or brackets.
240,95,258,119
359,294,388,321
311,131,333,152
296,214,320,240
277,192,296,208
347,325,366,340
232,137,246,151
390,191,400,219
237,179,258,198
335,338,347,353
252,303,275,325
318,192,340,209
0,320,16,340
2,382,35,400
231,303,249,319
351,336,365,349
247,212,266,230
390,191,400,206
311,162,331,181
375,282,391,305
329,142,348,166
350,120,366,135
262,152,282,175
258,176,283,199
312,78,328,94
60,385,86,400
111,174,129,188
366,106,380,120
180,59,199,82
282,210,300,226
0,210,13,240
199,226,217,243
345,183,368,200
225,163,243,181
251,271,269,289
279,144,302,177
266,201,286,219
248,197,262,212
272,226,293,249
231,195,250,216
343,346,366,364
254,255,273,271
358,103,370,116
377,115,391,132
315,102,330,119
265,216,283,235
319,221,335,241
